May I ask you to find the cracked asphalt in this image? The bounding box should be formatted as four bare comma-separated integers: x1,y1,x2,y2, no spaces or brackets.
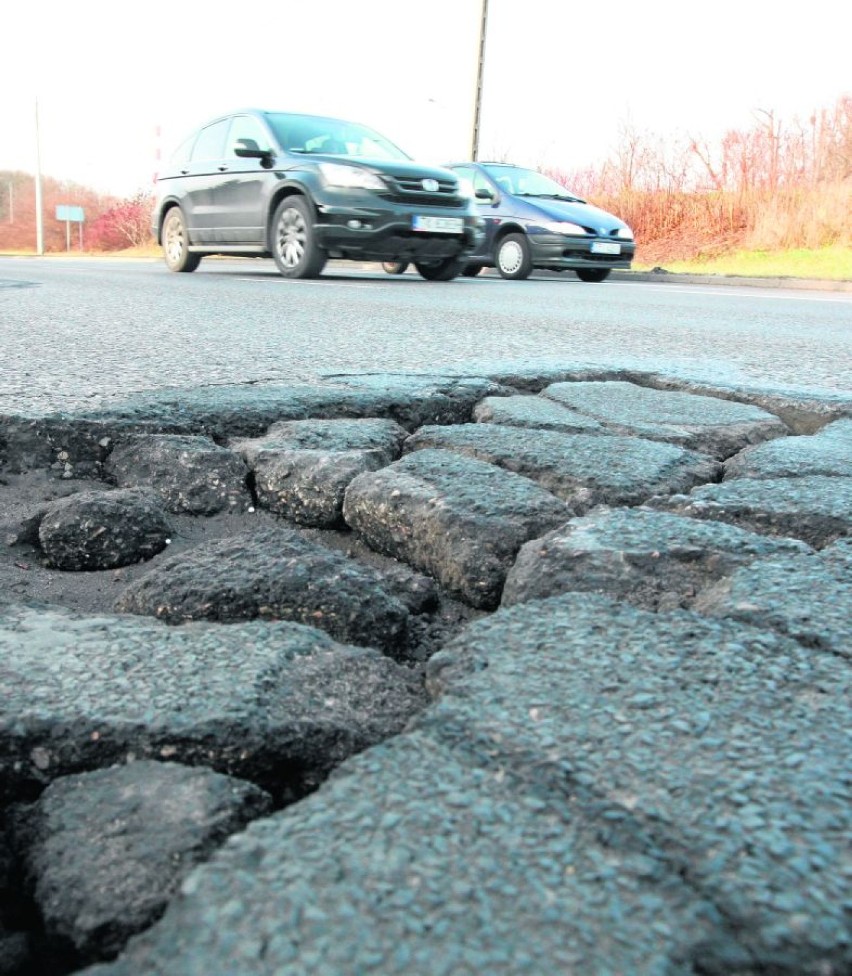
1,257,850,975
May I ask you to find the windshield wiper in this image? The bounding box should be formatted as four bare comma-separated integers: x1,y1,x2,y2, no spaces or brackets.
519,192,584,202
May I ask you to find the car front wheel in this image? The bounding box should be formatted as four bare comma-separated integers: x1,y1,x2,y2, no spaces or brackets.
162,208,201,273
496,234,532,280
272,196,327,279
575,268,611,282
414,257,463,281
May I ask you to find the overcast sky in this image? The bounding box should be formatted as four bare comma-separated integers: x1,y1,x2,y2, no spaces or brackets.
2,0,850,197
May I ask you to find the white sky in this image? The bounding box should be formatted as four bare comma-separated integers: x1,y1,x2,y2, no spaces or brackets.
1,0,850,198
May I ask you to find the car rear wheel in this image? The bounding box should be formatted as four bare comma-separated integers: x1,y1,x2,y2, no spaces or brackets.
414,257,463,281
575,268,611,283
382,261,409,274
162,208,201,273
272,196,327,279
462,264,484,277
496,234,532,280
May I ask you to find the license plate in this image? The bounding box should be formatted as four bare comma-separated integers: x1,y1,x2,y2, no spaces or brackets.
591,241,621,255
412,215,464,233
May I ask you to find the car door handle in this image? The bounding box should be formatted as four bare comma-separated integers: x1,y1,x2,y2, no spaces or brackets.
218,165,229,172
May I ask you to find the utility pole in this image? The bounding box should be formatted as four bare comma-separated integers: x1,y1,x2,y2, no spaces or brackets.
470,0,489,161
35,98,44,255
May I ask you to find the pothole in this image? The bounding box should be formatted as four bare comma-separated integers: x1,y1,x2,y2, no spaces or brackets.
1,371,849,975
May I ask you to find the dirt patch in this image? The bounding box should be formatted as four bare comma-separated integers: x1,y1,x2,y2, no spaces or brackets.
0,470,482,660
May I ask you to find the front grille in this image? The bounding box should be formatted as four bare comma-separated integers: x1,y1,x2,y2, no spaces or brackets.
395,176,456,194
564,240,633,263
575,253,631,263
574,226,625,238
387,176,465,208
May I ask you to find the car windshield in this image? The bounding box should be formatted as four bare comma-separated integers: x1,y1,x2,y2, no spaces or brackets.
265,113,410,161
482,165,584,201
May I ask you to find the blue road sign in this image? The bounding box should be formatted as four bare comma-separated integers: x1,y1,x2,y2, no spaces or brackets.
56,205,85,222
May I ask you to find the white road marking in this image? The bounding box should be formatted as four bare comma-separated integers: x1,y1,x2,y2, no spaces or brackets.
607,282,852,303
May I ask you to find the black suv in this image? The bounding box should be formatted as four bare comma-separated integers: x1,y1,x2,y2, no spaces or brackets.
152,110,483,280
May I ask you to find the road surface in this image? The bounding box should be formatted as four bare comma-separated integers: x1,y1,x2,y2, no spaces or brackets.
1,257,849,416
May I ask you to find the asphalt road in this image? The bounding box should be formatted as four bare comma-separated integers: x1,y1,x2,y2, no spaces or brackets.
2,256,851,975
1,256,850,415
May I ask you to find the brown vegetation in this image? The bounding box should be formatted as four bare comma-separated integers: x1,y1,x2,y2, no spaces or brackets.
545,95,852,264
0,175,153,253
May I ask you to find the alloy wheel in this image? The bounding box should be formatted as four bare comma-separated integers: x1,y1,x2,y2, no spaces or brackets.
164,215,186,266
276,207,308,270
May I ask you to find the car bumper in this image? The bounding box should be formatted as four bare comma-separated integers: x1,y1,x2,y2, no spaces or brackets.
527,233,635,270
313,200,484,262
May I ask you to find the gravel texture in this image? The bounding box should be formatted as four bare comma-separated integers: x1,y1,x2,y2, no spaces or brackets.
13,761,272,962
343,448,572,608
0,604,426,804
501,506,812,610
649,474,852,547
542,380,790,457
105,434,251,514
113,525,411,653
404,422,722,507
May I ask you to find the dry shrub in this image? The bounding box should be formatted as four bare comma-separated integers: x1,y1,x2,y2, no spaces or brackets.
547,95,852,263
556,180,851,264
641,186,848,262
582,189,750,264
747,183,852,250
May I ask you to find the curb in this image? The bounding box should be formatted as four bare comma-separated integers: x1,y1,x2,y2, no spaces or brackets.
608,270,852,292
346,262,852,292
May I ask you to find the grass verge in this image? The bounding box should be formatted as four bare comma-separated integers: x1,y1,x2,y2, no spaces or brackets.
635,245,852,280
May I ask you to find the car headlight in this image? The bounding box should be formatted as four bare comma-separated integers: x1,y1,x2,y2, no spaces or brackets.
616,226,634,240
318,162,387,190
539,220,588,236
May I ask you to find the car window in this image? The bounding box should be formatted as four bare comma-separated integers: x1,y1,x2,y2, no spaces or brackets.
453,166,494,199
482,165,582,200
493,174,515,194
265,113,409,160
227,116,272,158
190,119,231,163
304,132,346,155
473,171,492,194
356,134,399,158
168,135,195,167
452,166,476,196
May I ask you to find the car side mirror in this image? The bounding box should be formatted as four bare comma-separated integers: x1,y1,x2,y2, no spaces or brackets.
475,187,498,203
234,139,273,162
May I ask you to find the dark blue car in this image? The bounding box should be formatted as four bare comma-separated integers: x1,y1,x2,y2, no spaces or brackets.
446,162,635,281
